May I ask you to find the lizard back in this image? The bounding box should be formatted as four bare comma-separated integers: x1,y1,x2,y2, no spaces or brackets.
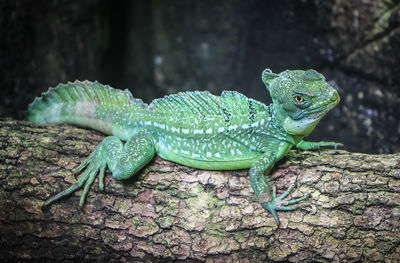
150,90,267,121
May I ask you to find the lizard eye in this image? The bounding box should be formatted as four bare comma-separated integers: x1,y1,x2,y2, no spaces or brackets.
294,95,305,104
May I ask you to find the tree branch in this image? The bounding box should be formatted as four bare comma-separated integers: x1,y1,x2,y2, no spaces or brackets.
0,119,399,262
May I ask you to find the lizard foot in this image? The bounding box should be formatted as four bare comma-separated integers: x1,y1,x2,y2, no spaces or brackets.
42,143,107,208
261,184,310,224
42,133,155,208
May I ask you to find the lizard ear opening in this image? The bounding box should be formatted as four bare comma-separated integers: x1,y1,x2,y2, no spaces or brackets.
262,68,279,89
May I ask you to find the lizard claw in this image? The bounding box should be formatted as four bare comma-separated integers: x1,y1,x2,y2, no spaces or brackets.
260,185,309,224
333,142,343,150
299,203,317,214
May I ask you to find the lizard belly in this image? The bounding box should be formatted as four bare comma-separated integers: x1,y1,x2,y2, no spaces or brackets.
156,140,262,170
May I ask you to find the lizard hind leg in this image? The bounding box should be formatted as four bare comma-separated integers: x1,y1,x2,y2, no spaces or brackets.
42,129,155,208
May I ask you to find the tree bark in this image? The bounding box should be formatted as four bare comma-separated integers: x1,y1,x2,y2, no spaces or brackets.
0,119,399,262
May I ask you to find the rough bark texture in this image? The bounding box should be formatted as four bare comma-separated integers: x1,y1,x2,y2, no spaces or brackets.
2,0,400,154
0,119,399,262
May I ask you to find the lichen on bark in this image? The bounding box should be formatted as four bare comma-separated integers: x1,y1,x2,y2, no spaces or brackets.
0,119,399,262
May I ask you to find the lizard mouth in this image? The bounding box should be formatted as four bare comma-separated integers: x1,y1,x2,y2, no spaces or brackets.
283,94,339,136
299,90,340,121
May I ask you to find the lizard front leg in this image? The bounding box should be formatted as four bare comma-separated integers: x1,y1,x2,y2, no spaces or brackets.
249,150,308,224
43,128,155,207
296,140,343,150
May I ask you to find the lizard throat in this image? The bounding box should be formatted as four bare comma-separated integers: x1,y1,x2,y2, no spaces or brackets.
283,107,330,137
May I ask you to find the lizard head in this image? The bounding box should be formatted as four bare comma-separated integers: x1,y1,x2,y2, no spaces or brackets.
262,68,340,137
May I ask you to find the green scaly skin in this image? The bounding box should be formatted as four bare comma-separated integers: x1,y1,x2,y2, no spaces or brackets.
27,68,341,224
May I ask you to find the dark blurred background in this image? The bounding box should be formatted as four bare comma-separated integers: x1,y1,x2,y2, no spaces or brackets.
1,0,399,154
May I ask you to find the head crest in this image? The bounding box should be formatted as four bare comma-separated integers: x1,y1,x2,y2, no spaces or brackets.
262,68,279,88
302,69,325,81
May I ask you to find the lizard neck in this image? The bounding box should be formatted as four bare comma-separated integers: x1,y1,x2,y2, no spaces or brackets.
271,102,318,139
269,103,305,145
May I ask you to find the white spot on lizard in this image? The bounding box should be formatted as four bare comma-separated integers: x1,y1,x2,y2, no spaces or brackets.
228,125,238,131
192,153,200,158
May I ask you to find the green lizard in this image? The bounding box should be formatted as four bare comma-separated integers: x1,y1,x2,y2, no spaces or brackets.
27,68,341,223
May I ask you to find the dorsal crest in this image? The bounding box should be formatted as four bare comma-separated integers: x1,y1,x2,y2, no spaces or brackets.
151,90,267,117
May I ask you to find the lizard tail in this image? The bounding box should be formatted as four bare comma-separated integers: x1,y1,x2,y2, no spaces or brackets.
27,80,147,132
